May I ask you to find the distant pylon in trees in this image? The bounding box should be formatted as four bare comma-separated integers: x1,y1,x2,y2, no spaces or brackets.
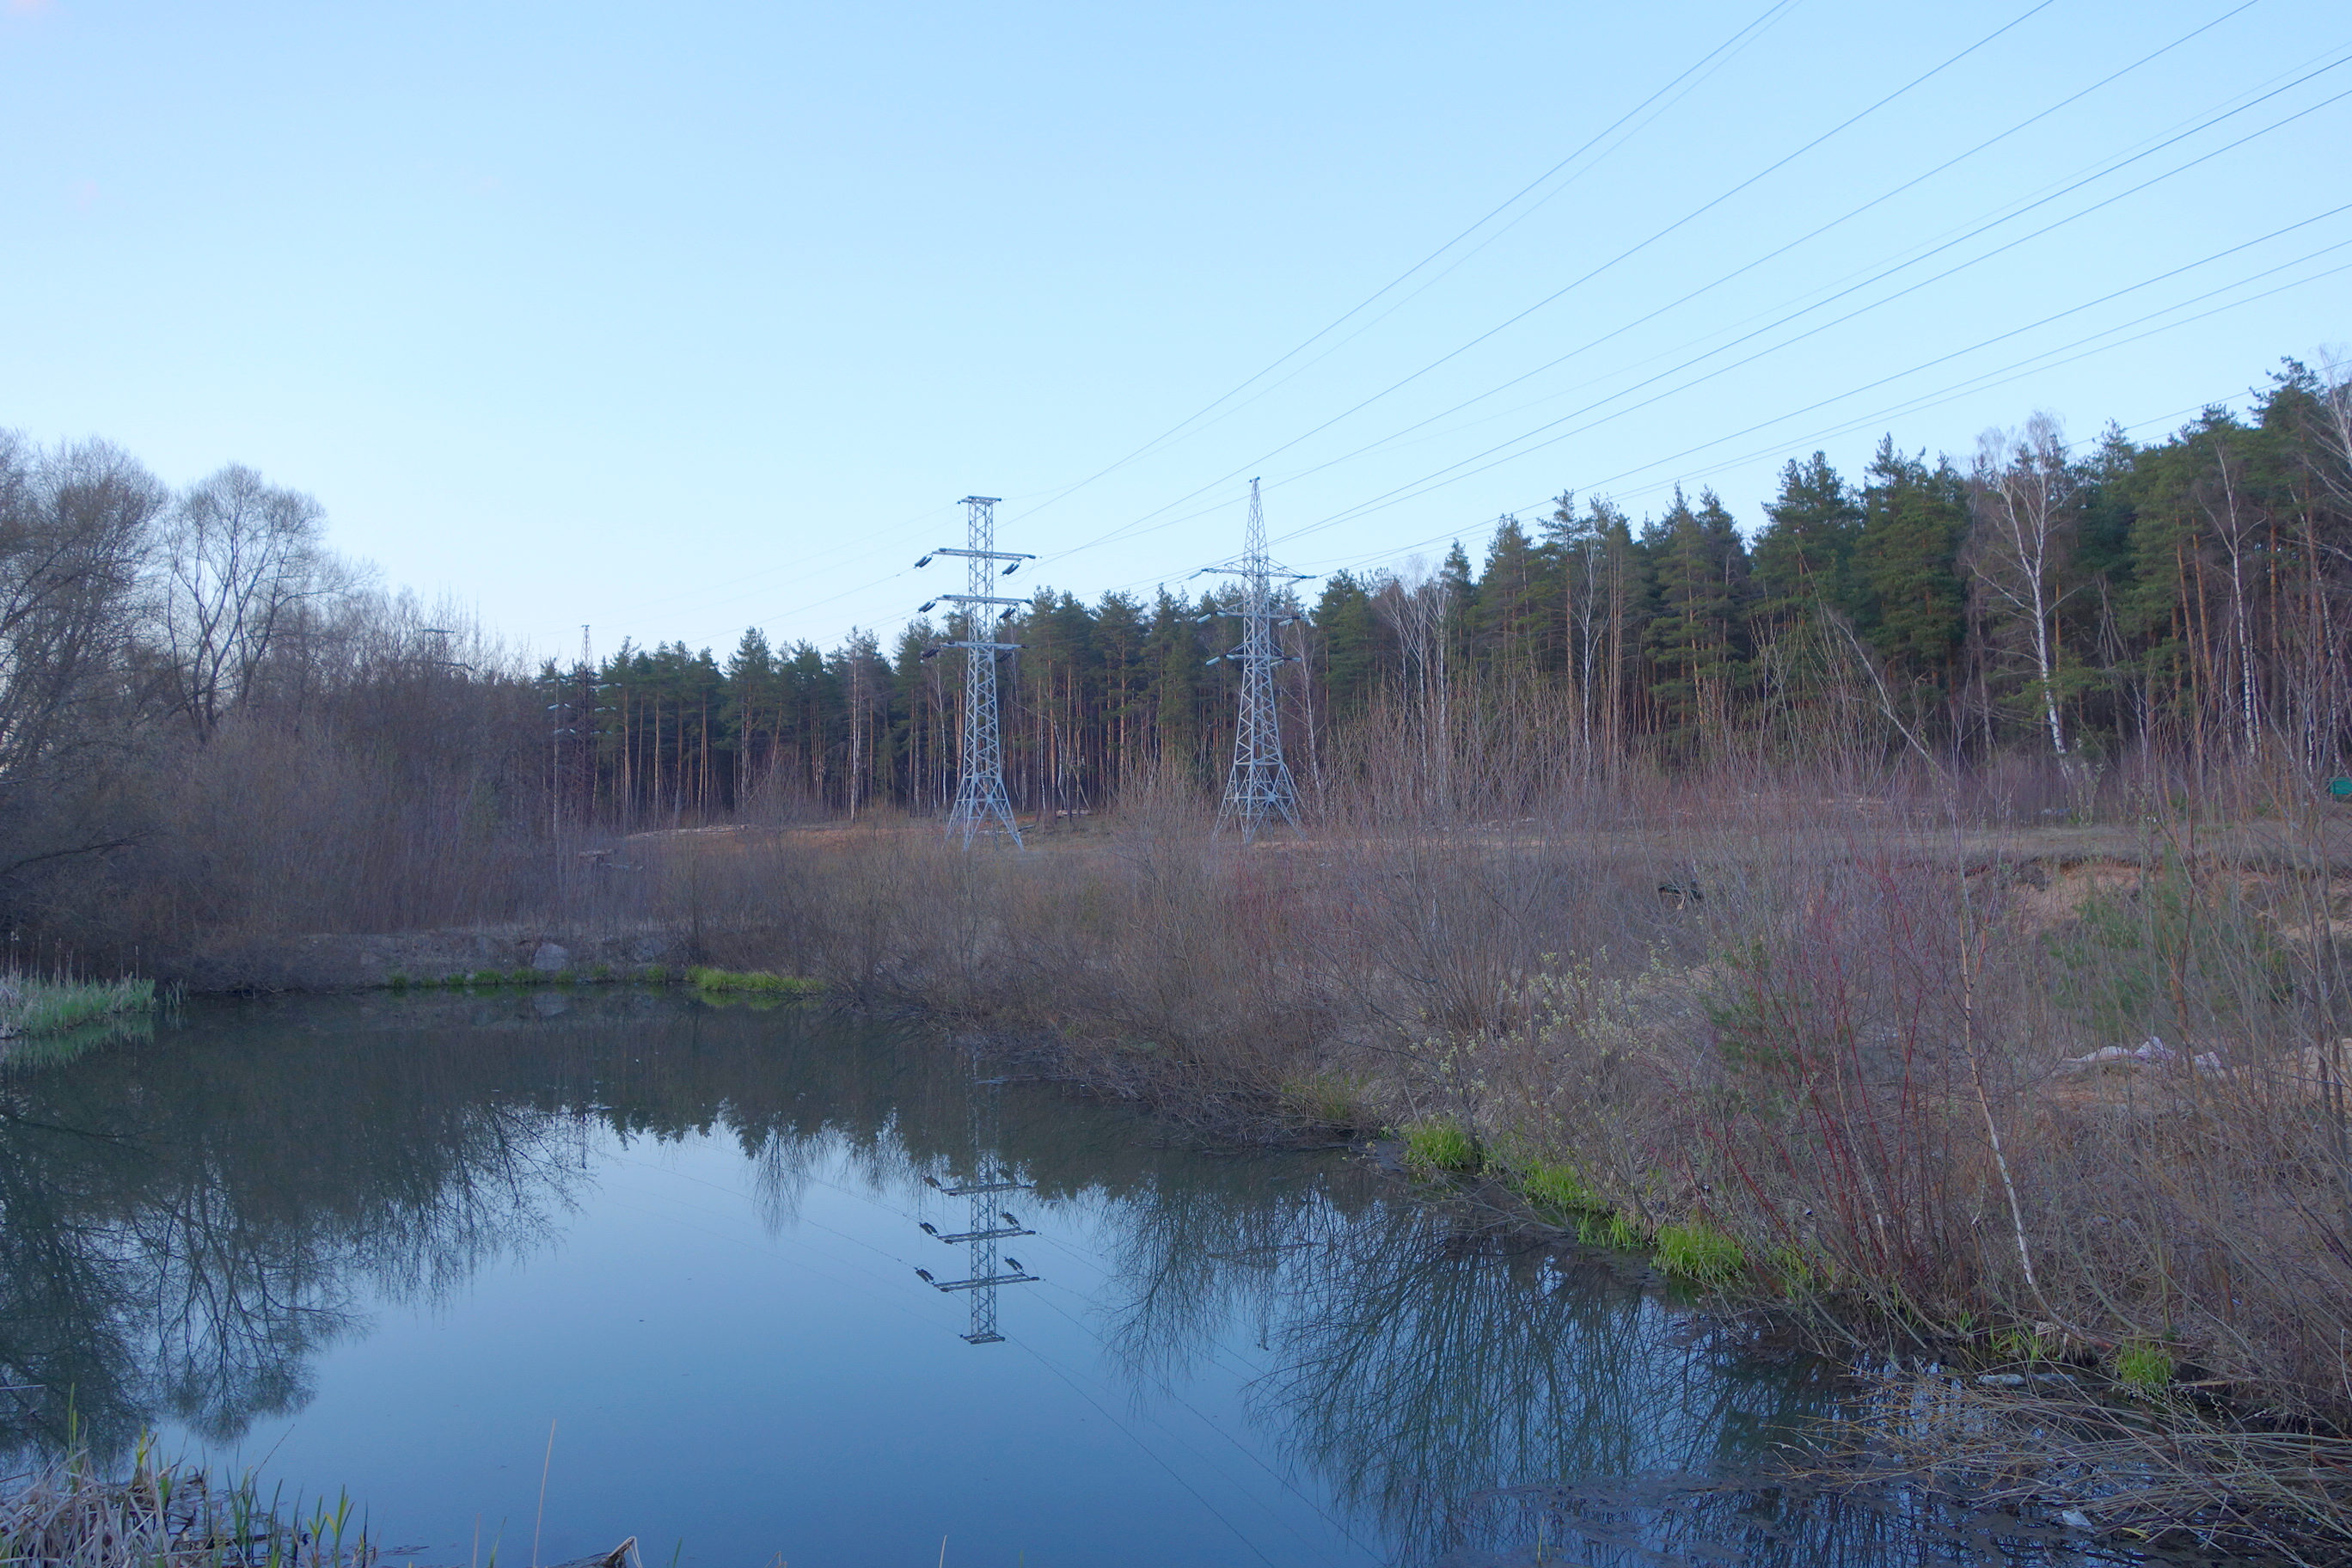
1199,479,1305,841
915,496,1032,848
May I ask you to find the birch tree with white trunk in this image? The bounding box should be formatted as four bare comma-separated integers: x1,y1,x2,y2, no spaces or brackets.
1966,413,2079,769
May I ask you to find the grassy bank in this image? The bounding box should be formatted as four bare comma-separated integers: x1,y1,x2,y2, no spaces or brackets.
0,974,156,1043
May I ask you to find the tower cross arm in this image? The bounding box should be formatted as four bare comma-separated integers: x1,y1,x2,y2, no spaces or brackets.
925,548,1036,562
1197,563,1317,581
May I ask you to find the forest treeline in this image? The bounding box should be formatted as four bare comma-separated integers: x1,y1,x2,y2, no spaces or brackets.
0,354,2346,944
562,358,2352,824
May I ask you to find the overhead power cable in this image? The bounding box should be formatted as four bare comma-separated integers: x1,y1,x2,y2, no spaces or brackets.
1300,254,2352,581
1207,1,2278,503
996,0,1805,530
1263,77,2352,554
1036,0,2061,568
1569,252,2352,505
619,7,1801,648
1082,44,2352,574
728,1,2303,643
651,5,1807,646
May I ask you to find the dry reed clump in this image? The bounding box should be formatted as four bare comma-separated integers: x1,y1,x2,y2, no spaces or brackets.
0,1439,371,1568
1813,1366,2352,1563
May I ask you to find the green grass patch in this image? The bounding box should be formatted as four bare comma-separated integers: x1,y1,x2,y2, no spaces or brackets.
468,970,503,987
1510,1160,1610,1220
1577,1210,1647,1249
2116,1339,2175,1392
3,974,155,1040
1653,1219,1745,1287
1400,1118,1479,1174
687,965,823,996
1992,1325,2056,1363
3,1010,157,1068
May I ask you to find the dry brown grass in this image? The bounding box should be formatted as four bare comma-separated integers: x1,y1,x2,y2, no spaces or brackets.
1814,1367,2352,1565
37,688,2352,1548
641,767,2352,1420
0,1441,372,1568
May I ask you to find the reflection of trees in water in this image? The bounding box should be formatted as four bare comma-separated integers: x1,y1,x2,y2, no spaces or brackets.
1093,1185,2074,1566
2,995,2054,1566
0,993,1179,1466
1264,1214,1803,1540
1090,1165,1344,1389
0,1021,595,1459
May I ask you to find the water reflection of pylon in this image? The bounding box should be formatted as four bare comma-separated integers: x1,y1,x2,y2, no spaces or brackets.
916,1070,1038,1344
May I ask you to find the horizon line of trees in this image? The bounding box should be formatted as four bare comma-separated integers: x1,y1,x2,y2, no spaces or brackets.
551,357,2352,825
2,350,2346,943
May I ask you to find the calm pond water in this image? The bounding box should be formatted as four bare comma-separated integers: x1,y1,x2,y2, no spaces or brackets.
0,993,2166,1566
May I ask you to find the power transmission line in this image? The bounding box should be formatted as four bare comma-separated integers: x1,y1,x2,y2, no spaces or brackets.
651,12,1806,650
996,0,1806,531
1561,242,2352,501
1033,0,2064,569
711,12,2302,655
1196,5,2306,519
640,13,2325,669
1271,172,2352,552
1307,255,2352,582
1099,55,2352,580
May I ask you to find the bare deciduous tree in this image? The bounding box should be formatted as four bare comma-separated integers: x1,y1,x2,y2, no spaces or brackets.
2193,436,2267,756
156,465,331,741
0,433,162,874
1372,561,1454,812
2310,349,2352,515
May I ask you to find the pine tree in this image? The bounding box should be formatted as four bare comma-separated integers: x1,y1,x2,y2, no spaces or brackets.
1750,452,1860,628
1643,487,1752,751
1471,515,1553,685
1853,439,1969,703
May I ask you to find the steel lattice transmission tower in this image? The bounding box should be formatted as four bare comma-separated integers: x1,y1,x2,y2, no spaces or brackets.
1200,479,1307,840
916,497,1032,848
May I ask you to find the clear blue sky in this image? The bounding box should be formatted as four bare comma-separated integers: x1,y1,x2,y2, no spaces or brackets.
6,0,2347,663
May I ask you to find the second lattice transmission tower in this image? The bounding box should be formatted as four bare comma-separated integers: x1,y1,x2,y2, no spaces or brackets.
1200,479,1305,839
916,496,1032,848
